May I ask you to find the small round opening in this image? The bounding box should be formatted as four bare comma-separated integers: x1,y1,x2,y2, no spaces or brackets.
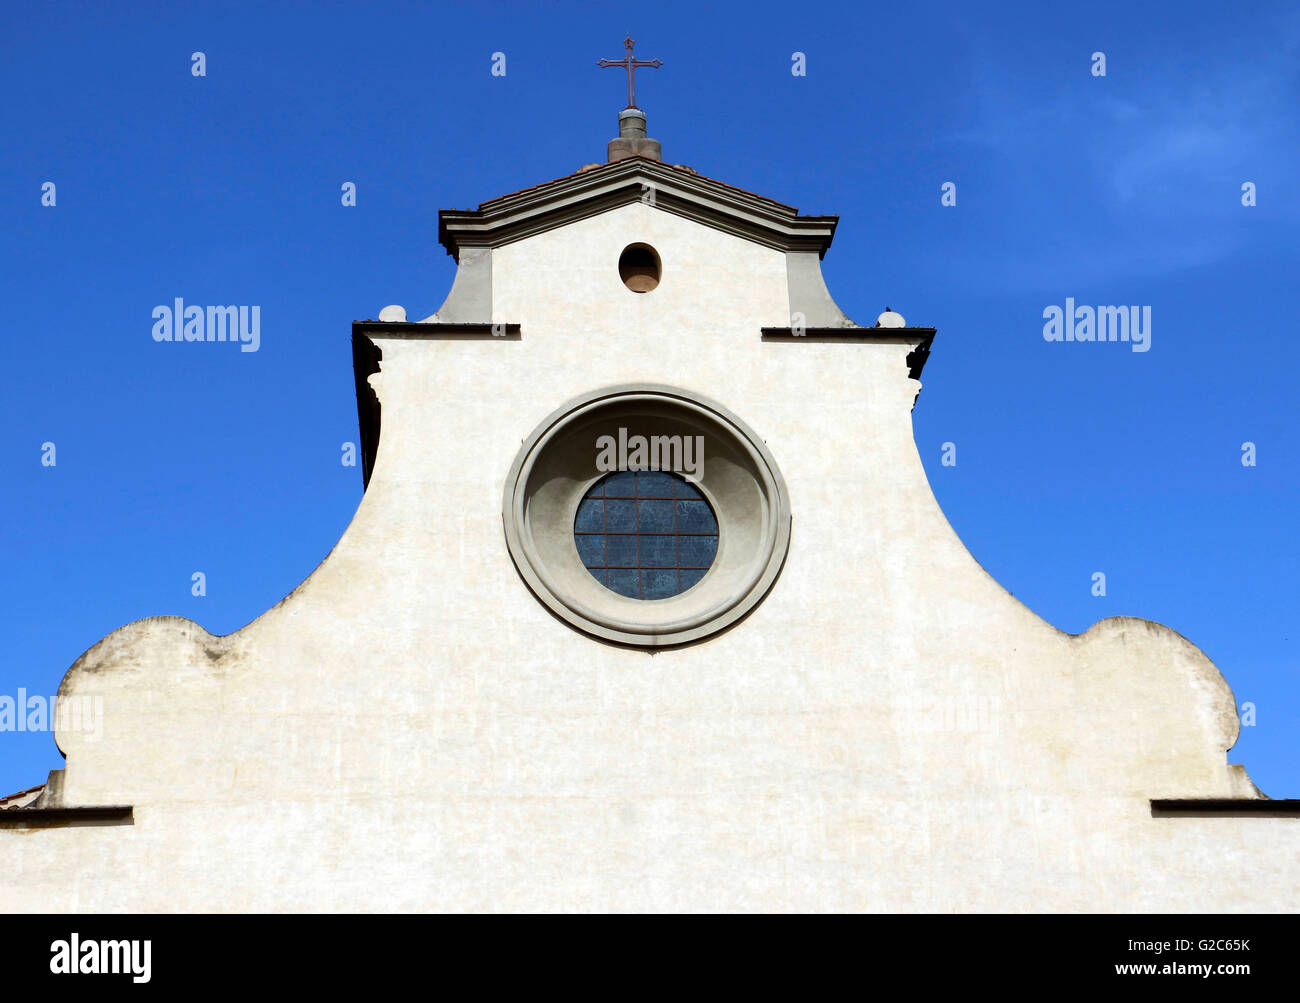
618,243,661,293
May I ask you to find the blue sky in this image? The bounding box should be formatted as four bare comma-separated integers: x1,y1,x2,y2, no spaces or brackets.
1,0,1296,797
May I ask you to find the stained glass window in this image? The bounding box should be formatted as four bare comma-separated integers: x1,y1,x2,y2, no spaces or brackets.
574,470,719,599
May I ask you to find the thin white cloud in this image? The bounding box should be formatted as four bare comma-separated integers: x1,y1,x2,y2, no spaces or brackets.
946,13,1299,288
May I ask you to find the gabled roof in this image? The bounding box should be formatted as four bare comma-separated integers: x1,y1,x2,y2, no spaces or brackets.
438,156,839,261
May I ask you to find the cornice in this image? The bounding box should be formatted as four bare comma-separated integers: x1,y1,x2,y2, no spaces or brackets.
439,158,839,260
761,326,937,380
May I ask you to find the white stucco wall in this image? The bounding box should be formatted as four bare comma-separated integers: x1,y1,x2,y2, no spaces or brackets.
2,202,1294,912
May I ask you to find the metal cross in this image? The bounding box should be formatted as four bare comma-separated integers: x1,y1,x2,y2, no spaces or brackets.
597,34,662,110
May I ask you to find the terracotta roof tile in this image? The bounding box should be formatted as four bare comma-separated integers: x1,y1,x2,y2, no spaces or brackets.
476,157,799,213
0,784,46,810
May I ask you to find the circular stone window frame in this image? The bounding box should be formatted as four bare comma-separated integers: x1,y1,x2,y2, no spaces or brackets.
503,384,792,648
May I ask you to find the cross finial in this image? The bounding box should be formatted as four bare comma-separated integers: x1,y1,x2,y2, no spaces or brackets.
597,34,662,110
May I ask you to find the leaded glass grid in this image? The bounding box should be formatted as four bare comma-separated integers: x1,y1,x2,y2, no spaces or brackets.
574,470,719,600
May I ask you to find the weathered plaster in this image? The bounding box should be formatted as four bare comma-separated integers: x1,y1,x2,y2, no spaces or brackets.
2,199,1293,913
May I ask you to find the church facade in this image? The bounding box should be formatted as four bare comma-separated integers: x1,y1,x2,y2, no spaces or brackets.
2,101,1296,913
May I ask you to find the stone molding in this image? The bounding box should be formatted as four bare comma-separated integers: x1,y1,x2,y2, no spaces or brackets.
502,384,792,647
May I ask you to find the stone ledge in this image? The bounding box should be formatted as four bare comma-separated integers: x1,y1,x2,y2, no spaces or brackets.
760,326,936,380
351,321,521,339
1150,799,1300,817
0,806,133,829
